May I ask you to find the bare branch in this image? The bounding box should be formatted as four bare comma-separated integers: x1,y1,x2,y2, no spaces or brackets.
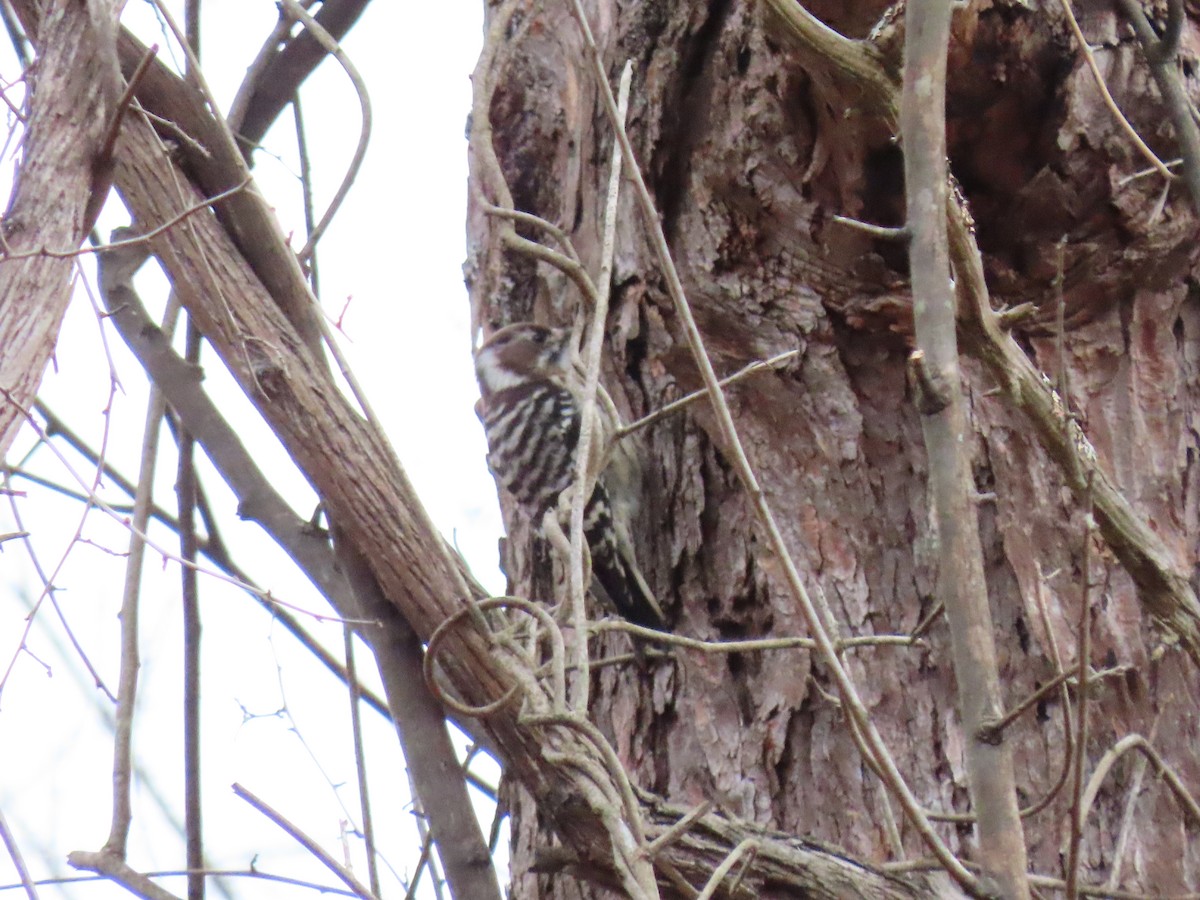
342,628,381,898
66,851,182,900
176,325,204,900
27,402,396,723
229,0,371,148
101,296,178,860
232,784,379,900
616,349,802,440
0,808,37,900
1057,0,1175,182
276,0,371,264
567,60,633,711
902,1,1028,894
1065,477,1096,899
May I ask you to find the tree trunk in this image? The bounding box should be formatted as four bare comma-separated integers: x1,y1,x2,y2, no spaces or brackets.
468,1,1200,896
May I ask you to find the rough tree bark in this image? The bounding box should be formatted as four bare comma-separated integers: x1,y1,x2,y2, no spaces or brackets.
0,0,119,455
468,0,1200,897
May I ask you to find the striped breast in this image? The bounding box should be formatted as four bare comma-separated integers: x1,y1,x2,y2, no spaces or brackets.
480,378,581,513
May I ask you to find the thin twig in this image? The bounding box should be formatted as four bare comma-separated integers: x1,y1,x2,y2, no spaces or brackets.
830,214,910,241
1079,733,1200,830
1025,560,1077,819
343,629,381,897
1115,0,1200,215
226,7,299,136
1057,0,1174,181
103,309,176,858
27,402,395,722
478,204,582,263
293,93,321,295
8,404,360,623
987,665,1126,738
401,826,434,900
1105,718,1157,890
66,852,182,900
0,177,251,263
178,322,204,900
232,784,379,900
1065,474,1096,900
616,348,802,440
695,839,757,900
593,619,918,653
277,0,371,263
0,808,37,900
406,790,447,900
4,868,362,896
643,801,714,858
0,469,115,704
567,60,632,711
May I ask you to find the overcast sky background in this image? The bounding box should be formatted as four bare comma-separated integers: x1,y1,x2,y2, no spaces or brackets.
0,2,503,897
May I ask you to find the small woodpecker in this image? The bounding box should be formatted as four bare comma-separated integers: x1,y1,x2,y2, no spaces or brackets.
474,322,665,628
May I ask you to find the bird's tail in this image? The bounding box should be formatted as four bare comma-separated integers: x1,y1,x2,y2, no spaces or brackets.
584,485,665,628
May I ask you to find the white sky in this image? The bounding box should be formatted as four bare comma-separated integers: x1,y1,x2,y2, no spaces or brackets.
0,2,504,897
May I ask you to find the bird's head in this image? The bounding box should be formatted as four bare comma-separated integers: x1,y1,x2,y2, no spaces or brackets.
475,322,573,394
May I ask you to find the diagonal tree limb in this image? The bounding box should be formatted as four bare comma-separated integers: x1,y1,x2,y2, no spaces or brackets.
0,0,120,457
112,26,323,352
333,535,503,900
94,234,502,900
